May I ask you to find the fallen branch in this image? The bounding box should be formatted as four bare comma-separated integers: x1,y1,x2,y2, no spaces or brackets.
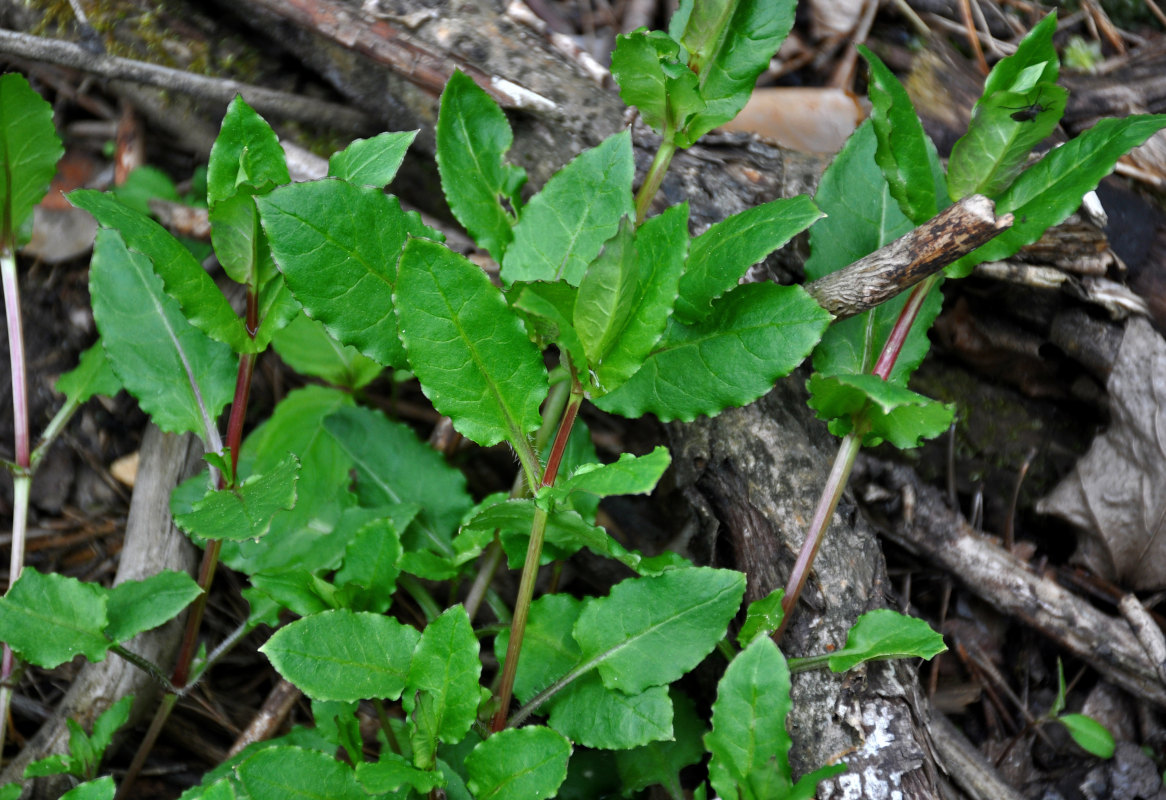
854,456,1166,708
0,29,373,132
805,194,1013,320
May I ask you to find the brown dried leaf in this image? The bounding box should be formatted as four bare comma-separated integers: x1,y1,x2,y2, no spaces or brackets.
1038,317,1166,589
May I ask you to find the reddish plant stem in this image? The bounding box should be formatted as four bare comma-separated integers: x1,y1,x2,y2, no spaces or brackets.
0,248,28,755
119,292,259,799
871,275,938,381
777,274,939,641
491,382,584,732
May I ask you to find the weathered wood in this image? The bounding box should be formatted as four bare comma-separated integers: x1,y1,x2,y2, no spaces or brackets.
854,455,1166,709
668,382,940,797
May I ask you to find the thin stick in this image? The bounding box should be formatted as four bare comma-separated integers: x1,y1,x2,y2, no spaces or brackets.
804,194,1012,321
0,30,373,132
958,0,990,75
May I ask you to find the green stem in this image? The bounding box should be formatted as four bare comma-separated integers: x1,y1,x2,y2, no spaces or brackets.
110,645,179,693
375,699,401,756
491,383,584,732
400,574,443,624
786,653,832,674
634,139,677,224
466,380,572,623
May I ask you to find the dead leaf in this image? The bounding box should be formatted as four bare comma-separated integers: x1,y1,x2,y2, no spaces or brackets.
718,87,865,154
1038,317,1166,589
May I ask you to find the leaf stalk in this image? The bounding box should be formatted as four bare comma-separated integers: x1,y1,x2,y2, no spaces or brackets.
634,140,676,224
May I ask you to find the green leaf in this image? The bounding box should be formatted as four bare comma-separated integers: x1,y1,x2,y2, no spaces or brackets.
56,342,122,405
615,690,706,797
807,373,955,448
174,453,300,541
250,570,341,617
403,606,482,769
738,587,784,647
547,675,672,750
328,130,417,188
24,754,74,779
110,165,179,216
858,45,944,223
221,387,357,575
205,99,297,348
555,446,671,500
574,217,639,373
465,726,571,800
60,777,115,800
677,0,796,145
511,280,586,369
949,114,1166,277
981,12,1059,100
396,237,547,447
806,121,936,385
947,83,1067,200
356,753,444,794
325,405,472,560
0,785,21,800
271,310,383,389
502,131,634,285
87,228,238,436
464,499,659,573
0,568,109,668
573,567,745,694
706,637,846,800
1058,714,1115,759
437,71,525,263
260,609,420,701
257,179,434,369
675,195,823,323
826,609,947,672
595,282,831,422
0,73,63,246
105,571,202,643
237,746,367,800
592,202,690,392
89,695,134,761
71,190,250,352
610,29,705,140
333,517,404,613
805,121,914,282
207,95,289,206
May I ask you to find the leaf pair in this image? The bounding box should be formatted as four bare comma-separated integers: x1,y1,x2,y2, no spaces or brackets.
0,569,201,669
613,0,797,148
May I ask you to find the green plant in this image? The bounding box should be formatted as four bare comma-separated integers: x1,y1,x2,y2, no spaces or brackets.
1047,660,1115,759
23,696,134,784
0,2,1159,798
776,14,1166,634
